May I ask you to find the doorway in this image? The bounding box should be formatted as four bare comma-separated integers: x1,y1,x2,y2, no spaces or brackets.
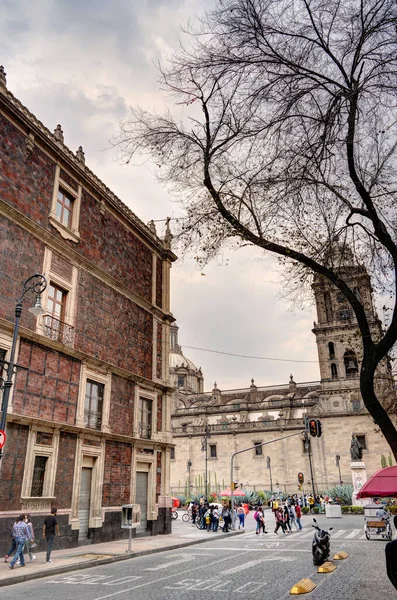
135,471,148,533
78,466,92,541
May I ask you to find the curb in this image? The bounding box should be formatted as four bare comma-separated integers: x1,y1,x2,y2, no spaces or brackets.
0,530,245,588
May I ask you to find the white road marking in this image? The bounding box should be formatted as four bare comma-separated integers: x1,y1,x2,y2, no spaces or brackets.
331,530,347,538
144,553,195,570
345,529,361,539
222,556,295,575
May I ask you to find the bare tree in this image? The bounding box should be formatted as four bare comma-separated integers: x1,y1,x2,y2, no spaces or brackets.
116,0,397,457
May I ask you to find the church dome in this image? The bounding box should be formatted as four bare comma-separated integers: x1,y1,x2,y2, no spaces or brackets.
169,323,203,393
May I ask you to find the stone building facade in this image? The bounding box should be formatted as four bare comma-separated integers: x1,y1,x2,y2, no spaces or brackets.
170,252,396,498
0,67,176,553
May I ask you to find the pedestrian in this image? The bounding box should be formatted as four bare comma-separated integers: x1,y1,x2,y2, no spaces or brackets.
204,507,212,531
274,508,286,535
289,505,299,532
42,507,60,563
212,506,220,532
237,504,245,529
4,517,20,563
23,515,36,562
283,505,292,532
295,503,303,530
9,515,34,569
222,505,231,532
191,503,198,525
307,495,315,513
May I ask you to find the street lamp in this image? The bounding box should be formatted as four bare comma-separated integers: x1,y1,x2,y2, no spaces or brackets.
201,422,210,500
335,454,343,485
0,274,47,460
266,456,273,492
304,432,316,498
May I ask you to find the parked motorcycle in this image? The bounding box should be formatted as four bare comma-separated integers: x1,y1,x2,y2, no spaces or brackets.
312,518,333,565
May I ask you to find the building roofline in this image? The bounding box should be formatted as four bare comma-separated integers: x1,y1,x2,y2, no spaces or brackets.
0,77,177,261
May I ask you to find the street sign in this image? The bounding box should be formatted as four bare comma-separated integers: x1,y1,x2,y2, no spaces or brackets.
0,430,6,449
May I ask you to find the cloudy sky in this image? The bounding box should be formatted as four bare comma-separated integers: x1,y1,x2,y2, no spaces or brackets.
0,0,320,389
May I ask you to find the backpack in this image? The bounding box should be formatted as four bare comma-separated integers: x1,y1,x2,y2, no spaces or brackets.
253,510,259,520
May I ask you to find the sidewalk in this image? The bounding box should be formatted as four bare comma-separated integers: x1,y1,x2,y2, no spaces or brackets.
0,526,244,588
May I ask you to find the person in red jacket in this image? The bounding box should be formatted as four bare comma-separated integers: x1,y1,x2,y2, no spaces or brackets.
295,504,303,530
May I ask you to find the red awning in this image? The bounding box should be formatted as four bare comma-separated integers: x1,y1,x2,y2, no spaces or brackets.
356,465,397,499
219,487,245,497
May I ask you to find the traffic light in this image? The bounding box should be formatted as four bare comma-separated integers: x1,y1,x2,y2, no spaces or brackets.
298,472,304,485
316,419,322,438
298,484,302,491
231,482,239,491
309,419,318,437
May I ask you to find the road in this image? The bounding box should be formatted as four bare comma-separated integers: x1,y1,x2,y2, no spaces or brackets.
3,512,395,599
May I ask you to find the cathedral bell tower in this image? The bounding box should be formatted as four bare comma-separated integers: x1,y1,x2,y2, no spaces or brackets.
311,249,381,392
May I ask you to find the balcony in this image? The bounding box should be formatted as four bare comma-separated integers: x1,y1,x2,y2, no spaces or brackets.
84,409,102,430
138,422,152,439
42,315,74,347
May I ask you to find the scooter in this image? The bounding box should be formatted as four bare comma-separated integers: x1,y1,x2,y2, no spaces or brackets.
312,518,333,565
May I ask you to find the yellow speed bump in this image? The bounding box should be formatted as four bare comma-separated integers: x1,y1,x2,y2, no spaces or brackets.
333,551,349,560
317,561,336,573
290,578,317,595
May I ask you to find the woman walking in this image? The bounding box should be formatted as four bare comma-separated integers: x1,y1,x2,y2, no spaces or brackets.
283,505,292,533
274,508,286,534
23,515,36,561
237,505,245,529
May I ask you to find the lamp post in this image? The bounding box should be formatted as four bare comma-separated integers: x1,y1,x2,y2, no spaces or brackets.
201,422,210,500
304,433,316,498
187,459,192,501
335,454,343,485
0,274,47,461
266,456,273,492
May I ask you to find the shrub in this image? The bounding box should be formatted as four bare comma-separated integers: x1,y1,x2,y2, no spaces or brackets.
313,506,320,514
302,506,310,514
340,505,364,514
322,484,353,505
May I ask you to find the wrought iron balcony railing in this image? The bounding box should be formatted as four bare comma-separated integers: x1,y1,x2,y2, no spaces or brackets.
42,315,74,347
84,408,102,430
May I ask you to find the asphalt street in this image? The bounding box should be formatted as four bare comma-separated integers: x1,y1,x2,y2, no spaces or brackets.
3,513,395,600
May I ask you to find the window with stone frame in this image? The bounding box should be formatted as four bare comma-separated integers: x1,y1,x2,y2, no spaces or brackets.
344,350,359,378
328,342,336,359
170,447,175,460
43,282,68,343
209,444,217,458
49,165,82,243
177,374,186,387
139,397,153,439
56,187,74,228
84,379,104,430
30,455,48,497
254,442,263,456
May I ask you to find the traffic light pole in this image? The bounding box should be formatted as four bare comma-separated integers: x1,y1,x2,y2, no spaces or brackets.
307,436,316,498
230,430,305,528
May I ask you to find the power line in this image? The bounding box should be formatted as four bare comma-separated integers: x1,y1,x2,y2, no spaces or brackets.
181,345,318,363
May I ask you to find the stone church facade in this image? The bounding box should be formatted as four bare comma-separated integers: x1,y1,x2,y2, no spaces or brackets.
170,253,396,497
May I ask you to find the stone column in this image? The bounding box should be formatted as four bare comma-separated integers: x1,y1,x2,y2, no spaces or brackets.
351,461,368,506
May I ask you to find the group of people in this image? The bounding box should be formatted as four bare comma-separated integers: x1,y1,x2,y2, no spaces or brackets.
270,493,331,513
256,499,304,534
189,501,249,532
4,508,60,569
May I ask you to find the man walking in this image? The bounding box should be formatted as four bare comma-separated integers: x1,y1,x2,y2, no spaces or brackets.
9,516,33,569
42,507,60,563
295,503,303,530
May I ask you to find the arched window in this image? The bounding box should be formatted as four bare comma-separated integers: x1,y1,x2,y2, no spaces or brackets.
328,342,335,359
344,350,359,378
331,363,338,379
324,292,333,323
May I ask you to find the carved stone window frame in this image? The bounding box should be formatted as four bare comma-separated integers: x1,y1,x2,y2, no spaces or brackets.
49,164,82,243
0,330,17,413
21,427,60,511
36,248,78,343
76,365,111,433
134,386,158,441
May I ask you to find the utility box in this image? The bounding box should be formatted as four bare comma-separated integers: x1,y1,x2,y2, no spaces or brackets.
121,504,141,529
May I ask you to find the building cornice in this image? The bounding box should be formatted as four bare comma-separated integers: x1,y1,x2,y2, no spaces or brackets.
0,86,177,262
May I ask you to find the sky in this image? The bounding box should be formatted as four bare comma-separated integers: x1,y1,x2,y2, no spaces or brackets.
0,0,320,389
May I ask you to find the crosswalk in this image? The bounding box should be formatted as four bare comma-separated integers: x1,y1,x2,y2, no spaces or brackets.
244,528,397,541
